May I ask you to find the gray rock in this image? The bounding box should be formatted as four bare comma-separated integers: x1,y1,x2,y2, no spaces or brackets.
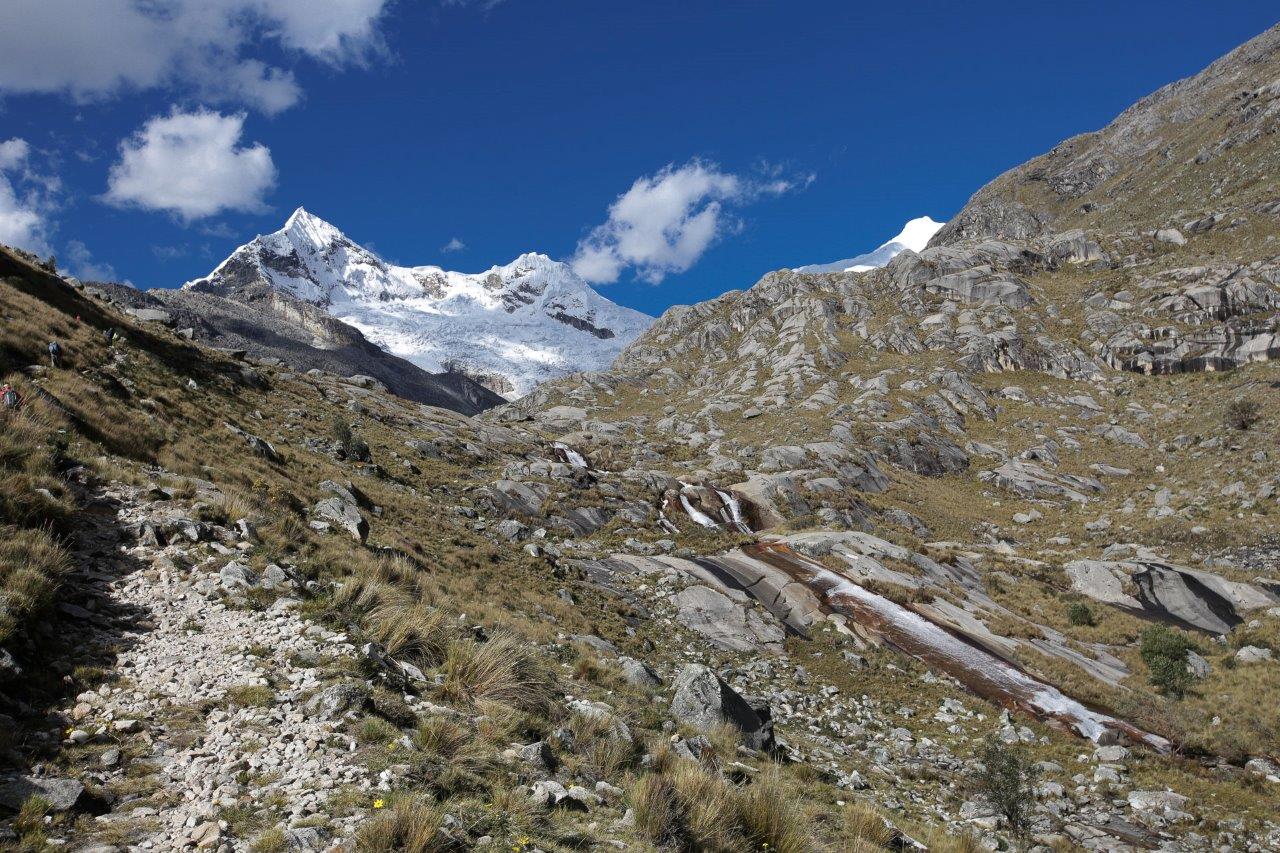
670,663,774,751
219,561,258,590
311,497,368,543
0,776,88,812
673,585,785,653
1235,645,1273,664
617,656,662,688
303,682,369,720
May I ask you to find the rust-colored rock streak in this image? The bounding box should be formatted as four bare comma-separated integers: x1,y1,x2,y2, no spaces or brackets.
743,542,1172,752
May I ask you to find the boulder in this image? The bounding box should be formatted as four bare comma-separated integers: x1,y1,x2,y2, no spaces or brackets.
303,682,369,720
311,497,368,543
617,656,662,688
219,561,258,590
670,663,774,751
0,776,89,813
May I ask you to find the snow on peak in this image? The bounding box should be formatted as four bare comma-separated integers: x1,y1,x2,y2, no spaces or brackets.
795,215,946,274
185,210,652,399
887,216,945,254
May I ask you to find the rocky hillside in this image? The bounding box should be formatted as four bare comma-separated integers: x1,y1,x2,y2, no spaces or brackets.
186,209,653,398
933,23,1280,246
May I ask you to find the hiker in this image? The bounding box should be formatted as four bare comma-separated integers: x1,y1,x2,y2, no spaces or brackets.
104,326,116,346
47,340,62,367
1,383,21,411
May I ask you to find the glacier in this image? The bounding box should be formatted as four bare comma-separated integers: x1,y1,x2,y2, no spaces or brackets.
185,208,653,399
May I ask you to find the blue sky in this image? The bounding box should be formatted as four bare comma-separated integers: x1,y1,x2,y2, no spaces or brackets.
1,1,1276,316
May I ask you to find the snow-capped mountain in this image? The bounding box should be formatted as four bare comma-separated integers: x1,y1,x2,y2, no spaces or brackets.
795,216,945,274
185,208,653,398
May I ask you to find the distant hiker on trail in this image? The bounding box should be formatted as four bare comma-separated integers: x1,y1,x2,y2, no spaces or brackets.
104,327,116,346
1,383,21,411
47,340,62,367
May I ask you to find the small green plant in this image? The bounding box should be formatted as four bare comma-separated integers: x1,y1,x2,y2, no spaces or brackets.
1140,626,1197,697
1224,398,1261,431
330,415,372,462
975,737,1039,836
1067,602,1095,627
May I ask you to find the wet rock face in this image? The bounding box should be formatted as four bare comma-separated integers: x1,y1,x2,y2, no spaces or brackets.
670,663,775,751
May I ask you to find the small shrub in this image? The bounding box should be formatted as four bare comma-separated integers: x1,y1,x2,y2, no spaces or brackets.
1140,625,1196,697
1067,602,1095,627
975,737,1039,835
1224,398,1261,431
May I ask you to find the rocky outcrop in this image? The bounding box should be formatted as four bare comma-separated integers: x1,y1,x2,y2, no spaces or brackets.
1064,558,1278,634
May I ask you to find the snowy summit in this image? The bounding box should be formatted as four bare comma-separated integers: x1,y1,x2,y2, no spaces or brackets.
185,208,653,398
795,216,945,274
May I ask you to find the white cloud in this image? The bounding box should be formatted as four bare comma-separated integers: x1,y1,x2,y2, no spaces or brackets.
65,239,127,283
104,109,277,221
571,159,805,285
0,0,392,114
441,236,466,253
0,137,54,255
0,138,31,171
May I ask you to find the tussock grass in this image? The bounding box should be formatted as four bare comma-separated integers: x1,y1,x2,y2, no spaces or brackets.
354,797,451,853
630,762,818,853
438,633,556,714
737,769,811,853
365,602,453,667
840,802,897,850
0,526,73,644
414,716,472,759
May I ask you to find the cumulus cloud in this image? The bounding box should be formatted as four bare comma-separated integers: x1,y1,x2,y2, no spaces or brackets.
104,109,277,222
441,236,466,253
0,0,392,114
0,137,55,255
572,159,805,285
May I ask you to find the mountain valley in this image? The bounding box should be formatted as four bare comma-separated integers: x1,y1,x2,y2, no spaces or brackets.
3,21,1280,853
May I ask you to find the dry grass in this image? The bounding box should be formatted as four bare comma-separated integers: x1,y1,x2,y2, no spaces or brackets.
737,769,812,853
0,526,73,644
840,802,897,851
414,716,472,759
438,633,557,715
354,797,451,853
365,602,454,667
630,763,816,853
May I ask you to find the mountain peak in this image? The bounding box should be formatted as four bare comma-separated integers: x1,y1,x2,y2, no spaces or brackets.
794,215,946,274
186,212,652,397
281,206,345,249
888,216,945,253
